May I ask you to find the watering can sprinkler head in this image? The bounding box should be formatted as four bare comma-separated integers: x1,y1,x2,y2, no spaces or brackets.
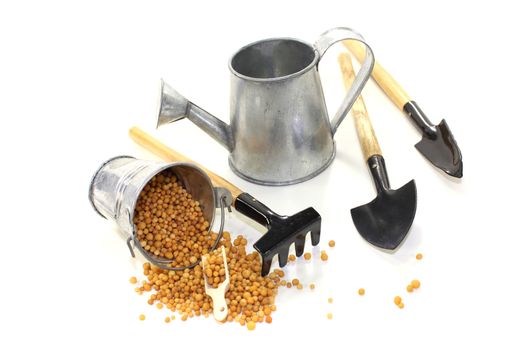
156,79,190,128
157,79,234,151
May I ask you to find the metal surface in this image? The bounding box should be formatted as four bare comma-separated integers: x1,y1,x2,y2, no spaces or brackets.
156,79,190,128
202,246,230,322
351,155,417,250
214,187,233,209
89,156,231,270
157,80,234,151
314,27,375,133
157,27,374,185
234,193,321,276
404,101,463,178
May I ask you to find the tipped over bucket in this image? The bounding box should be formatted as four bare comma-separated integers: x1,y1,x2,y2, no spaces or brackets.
89,156,231,269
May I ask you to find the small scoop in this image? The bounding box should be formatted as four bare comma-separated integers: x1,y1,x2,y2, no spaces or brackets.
202,246,230,322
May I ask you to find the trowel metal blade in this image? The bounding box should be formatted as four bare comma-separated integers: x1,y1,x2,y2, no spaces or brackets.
351,180,417,250
415,119,463,178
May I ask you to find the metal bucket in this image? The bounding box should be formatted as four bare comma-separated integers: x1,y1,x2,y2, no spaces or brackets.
88,156,232,269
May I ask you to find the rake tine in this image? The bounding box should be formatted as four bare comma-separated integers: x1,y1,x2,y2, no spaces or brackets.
261,256,273,277
310,221,322,246
294,236,306,257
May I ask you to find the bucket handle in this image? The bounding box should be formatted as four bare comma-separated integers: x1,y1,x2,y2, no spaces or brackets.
314,27,375,134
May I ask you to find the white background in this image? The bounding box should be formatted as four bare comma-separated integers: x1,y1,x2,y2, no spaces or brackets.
1,1,524,349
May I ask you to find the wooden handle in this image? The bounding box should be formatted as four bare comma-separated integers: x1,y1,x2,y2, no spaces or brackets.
343,40,411,110
338,53,382,160
129,126,243,199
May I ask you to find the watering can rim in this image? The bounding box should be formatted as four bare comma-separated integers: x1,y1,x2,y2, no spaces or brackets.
228,36,320,83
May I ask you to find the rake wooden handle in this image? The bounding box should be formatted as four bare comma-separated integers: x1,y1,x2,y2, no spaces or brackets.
129,126,243,198
338,53,382,159
343,40,411,110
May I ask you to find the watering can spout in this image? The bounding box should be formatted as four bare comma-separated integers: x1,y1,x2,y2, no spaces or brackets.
157,79,234,152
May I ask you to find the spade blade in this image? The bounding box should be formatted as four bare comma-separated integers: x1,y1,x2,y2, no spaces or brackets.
404,102,463,178
351,179,417,250
415,119,463,178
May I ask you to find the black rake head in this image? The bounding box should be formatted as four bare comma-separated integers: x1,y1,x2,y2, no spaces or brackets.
253,207,321,276
234,193,321,276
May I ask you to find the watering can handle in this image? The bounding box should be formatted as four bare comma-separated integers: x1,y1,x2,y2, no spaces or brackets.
314,27,375,134
129,127,244,198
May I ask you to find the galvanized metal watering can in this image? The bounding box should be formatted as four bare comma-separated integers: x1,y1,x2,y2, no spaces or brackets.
157,27,375,185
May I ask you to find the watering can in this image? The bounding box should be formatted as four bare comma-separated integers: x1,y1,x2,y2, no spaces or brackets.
157,27,374,185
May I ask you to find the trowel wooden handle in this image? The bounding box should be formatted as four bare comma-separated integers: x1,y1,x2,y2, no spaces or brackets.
338,53,382,159
343,40,411,110
129,127,243,198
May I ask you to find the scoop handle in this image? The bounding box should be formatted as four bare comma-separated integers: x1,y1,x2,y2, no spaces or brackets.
129,127,243,198
338,53,382,160
343,40,411,110
208,287,228,322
